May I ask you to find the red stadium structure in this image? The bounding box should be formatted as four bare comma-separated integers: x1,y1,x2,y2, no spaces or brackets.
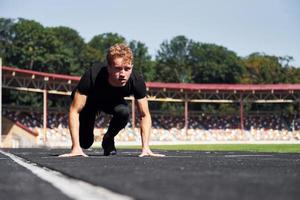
2,66,300,143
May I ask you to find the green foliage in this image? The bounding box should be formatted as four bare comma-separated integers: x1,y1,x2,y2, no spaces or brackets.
129,40,155,81
3,89,43,108
156,35,193,83
48,26,85,53
218,104,239,115
9,18,62,71
48,94,71,110
47,26,84,74
1,17,299,114
47,26,103,75
88,33,125,63
281,66,300,83
0,18,15,65
189,42,245,83
160,102,184,115
155,36,246,83
242,53,285,83
75,45,103,75
2,17,298,84
250,103,297,115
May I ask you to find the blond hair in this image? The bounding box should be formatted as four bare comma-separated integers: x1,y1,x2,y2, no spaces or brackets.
107,43,133,65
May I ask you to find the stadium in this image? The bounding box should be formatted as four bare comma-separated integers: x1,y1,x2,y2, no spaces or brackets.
1,64,300,200
2,65,300,148
1,2,300,199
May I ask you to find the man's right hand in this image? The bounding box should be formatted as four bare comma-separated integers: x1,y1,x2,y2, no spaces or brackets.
58,147,88,157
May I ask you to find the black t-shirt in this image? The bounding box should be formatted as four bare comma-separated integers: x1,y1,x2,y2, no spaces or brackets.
75,64,146,107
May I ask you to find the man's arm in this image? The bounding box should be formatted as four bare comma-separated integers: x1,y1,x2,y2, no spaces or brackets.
59,91,88,157
136,97,165,157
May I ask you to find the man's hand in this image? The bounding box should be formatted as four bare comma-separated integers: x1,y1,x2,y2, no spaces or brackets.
139,149,165,157
58,147,88,157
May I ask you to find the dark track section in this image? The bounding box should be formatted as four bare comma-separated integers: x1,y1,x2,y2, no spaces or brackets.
2,148,300,200
0,150,72,200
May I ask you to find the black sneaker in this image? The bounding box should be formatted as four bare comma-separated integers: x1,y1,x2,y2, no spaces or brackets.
102,136,117,156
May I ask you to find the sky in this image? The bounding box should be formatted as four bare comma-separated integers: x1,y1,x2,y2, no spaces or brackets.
1,0,300,66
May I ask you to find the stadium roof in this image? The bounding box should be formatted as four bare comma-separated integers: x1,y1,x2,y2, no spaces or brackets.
2,66,300,103
146,82,300,91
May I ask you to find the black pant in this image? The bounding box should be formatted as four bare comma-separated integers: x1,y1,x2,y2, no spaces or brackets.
79,100,129,149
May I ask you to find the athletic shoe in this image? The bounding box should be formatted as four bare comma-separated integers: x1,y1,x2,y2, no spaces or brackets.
102,136,117,156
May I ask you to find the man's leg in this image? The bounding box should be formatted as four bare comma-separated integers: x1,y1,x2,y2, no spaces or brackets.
79,106,96,149
102,103,129,156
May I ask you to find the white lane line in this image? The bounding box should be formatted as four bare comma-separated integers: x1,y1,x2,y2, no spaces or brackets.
225,155,273,158
0,150,133,200
162,156,193,158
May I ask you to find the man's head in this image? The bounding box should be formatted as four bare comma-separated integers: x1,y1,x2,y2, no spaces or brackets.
107,44,133,87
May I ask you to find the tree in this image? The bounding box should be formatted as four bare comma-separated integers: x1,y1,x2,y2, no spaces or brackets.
48,26,98,75
189,42,245,83
75,45,103,75
2,89,43,108
155,35,193,82
282,66,300,83
88,33,125,63
1,18,66,72
0,18,15,65
129,40,155,81
243,53,284,83
279,55,294,68
155,36,245,83
49,26,85,54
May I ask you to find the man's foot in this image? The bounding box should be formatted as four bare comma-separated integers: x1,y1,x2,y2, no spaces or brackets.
102,136,117,156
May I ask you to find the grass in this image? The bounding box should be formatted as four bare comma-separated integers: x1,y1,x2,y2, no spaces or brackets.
117,144,300,153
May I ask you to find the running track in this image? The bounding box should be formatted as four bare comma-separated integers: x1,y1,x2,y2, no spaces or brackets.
1,148,300,200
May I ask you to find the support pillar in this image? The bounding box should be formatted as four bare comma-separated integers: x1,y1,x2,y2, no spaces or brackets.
131,98,135,133
43,89,48,144
240,98,244,130
185,100,189,135
298,99,300,117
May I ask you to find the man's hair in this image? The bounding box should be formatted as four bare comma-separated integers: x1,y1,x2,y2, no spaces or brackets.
107,43,133,65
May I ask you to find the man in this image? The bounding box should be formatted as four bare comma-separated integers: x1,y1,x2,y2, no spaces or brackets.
60,43,164,157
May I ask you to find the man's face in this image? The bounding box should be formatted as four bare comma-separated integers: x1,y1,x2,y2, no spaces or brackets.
108,57,133,87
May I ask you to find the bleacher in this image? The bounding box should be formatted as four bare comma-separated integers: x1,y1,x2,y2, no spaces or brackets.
2,107,300,146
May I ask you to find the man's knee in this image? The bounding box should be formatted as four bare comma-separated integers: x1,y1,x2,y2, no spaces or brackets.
80,136,94,149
